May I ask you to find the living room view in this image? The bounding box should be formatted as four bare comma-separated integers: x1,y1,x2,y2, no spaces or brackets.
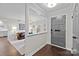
0,3,79,56
0,3,25,56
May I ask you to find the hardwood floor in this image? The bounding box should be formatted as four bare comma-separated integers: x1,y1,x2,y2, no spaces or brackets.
0,37,21,56
33,44,73,56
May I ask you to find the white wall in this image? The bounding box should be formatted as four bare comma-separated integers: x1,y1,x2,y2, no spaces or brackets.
25,33,47,55
25,4,48,55
47,4,74,50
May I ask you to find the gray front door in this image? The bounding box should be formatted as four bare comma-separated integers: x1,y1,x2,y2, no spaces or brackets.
51,15,66,48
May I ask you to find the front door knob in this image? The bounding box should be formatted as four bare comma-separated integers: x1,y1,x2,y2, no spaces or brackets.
73,36,78,39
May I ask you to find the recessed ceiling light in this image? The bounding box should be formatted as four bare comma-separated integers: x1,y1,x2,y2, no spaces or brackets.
47,3,56,8
0,21,3,24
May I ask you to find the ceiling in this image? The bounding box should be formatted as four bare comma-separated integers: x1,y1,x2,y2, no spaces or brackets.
0,3,25,21
37,3,74,12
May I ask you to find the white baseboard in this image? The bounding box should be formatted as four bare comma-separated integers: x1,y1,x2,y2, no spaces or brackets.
26,43,47,56
48,43,72,52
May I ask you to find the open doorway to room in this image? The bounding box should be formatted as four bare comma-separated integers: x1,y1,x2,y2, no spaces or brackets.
0,3,25,56
51,15,66,48
0,18,22,56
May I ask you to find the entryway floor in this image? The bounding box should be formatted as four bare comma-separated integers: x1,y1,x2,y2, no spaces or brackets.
33,44,73,56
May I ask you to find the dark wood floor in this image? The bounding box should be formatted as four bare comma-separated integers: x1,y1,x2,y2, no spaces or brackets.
0,37,21,56
33,44,73,56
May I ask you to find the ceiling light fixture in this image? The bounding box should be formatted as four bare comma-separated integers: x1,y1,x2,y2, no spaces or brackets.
0,21,3,24
12,26,17,30
47,3,56,8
